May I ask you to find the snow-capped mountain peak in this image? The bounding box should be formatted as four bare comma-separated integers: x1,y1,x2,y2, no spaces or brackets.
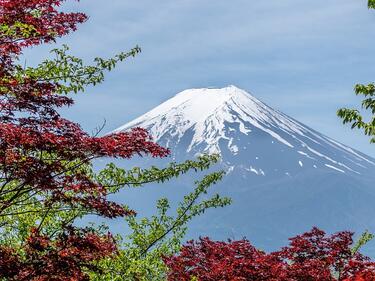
112,86,375,256
115,86,296,151
114,86,374,177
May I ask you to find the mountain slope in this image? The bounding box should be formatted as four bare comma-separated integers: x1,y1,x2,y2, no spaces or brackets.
113,86,375,254
114,86,374,178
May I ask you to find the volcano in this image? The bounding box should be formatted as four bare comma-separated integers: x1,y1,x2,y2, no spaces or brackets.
113,86,375,253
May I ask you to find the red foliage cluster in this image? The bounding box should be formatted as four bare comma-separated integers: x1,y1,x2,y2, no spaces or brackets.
164,228,375,281
0,0,87,57
0,0,169,279
0,227,117,281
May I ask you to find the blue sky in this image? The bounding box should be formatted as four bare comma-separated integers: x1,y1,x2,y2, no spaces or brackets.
26,0,375,156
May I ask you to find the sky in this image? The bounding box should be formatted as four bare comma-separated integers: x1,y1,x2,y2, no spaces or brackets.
25,0,375,156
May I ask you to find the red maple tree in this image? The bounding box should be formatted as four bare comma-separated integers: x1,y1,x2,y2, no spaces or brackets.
0,0,169,280
164,228,375,281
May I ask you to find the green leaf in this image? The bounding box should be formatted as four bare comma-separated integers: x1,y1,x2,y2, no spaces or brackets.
352,230,374,254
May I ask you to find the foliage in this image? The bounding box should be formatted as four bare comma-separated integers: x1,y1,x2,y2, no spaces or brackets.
351,231,374,255
0,154,226,244
0,0,176,279
0,226,117,281
337,2,375,141
15,44,141,95
164,228,375,281
337,83,375,143
90,170,231,281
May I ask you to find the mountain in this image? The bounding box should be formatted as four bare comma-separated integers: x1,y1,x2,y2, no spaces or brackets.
113,86,375,254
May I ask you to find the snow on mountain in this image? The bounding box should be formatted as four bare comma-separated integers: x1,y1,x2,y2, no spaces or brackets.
114,85,374,177
111,86,375,256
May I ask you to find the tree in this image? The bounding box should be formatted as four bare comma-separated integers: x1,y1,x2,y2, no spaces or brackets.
0,1,230,279
164,228,375,281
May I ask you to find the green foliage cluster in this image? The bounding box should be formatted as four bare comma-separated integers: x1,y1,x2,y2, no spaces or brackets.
352,230,375,255
90,170,230,280
0,152,230,258
0,22,38,39
12,44,141,94
337,83,375,143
